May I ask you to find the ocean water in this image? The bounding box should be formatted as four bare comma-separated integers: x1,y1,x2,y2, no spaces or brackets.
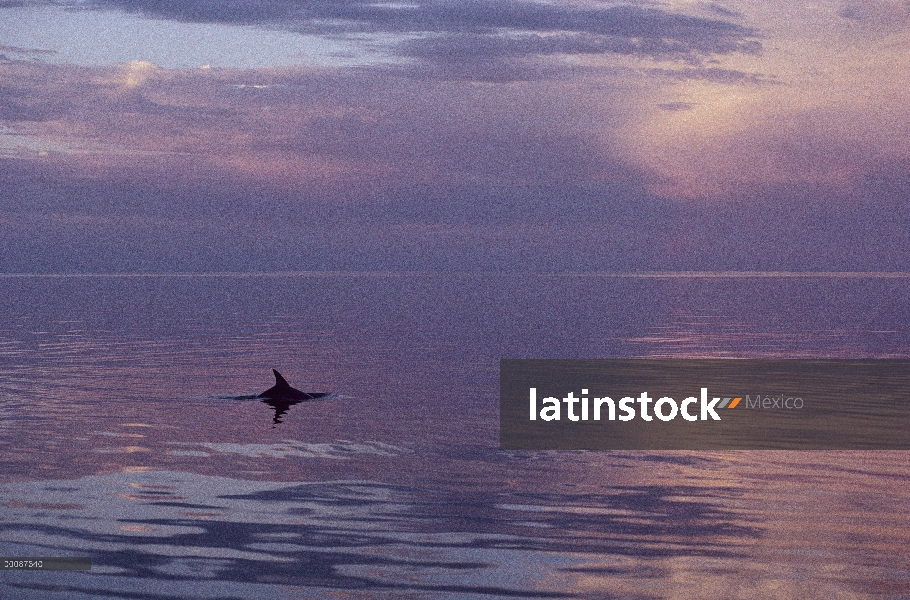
0,272,908,599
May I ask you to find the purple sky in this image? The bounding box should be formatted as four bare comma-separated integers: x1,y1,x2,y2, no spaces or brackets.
1,0,908,272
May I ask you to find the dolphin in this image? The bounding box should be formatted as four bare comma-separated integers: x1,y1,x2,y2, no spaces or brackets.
258,369,328,402
257,370,329,425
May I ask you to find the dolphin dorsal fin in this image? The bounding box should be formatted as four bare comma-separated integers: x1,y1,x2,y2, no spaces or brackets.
272,369,291,389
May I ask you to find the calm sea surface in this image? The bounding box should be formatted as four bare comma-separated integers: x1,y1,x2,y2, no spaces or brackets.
0,273,908,599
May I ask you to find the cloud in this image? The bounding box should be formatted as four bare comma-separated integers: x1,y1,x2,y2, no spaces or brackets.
633,94,910,200
700,2,743,19
0,44,57,67
396,23,759,66
0,96,59,121
0,44,56,57
646,66,772,84
85,0,754,40
43,0,762,79
0,54,678,272
0,62,79,122
838,0,910,24
657,102,695,111
1,55,908,274
0,56,650,186
2,1,908,275
4,152,909,274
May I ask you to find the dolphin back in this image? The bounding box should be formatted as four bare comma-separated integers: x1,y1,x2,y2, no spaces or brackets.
258,369,327,401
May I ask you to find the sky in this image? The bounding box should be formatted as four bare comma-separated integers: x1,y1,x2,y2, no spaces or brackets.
1,0,908,273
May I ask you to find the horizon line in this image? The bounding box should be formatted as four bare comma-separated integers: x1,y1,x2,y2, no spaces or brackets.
2,270,910,279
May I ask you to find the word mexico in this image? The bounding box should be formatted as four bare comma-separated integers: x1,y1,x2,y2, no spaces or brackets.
500,359,910,450
529,388,732,422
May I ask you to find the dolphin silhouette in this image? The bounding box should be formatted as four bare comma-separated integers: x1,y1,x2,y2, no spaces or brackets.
257,370,329,425
258,369,328,402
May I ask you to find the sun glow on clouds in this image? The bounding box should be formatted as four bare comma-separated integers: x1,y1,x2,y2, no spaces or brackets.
620,1,910,198
117,60,161,88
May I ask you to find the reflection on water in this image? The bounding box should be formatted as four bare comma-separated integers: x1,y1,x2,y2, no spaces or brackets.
0,468,757,599
257,394,333,425
0,274,909,598
168,439,407,459
2,454,909,599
